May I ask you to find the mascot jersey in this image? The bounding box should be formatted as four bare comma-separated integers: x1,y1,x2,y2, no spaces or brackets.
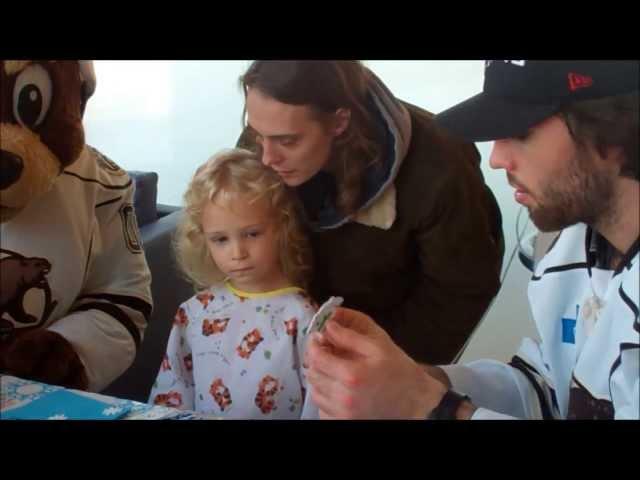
0,145,152,391
149,281,319,419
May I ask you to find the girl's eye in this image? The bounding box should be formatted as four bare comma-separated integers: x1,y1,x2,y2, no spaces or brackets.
210,237,227,244
246,231,261,238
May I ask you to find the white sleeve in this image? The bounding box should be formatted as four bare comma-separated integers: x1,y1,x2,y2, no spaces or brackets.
441,358,545,420
49,170,152,392
610,339,639,419
147,305,195,411
470,408,521,420
610,267,639,419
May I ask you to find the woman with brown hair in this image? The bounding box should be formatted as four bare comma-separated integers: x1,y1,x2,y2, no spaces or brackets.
238,61,504,364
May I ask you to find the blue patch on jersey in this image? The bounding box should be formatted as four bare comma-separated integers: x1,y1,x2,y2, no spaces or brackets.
562,317,576,344
561,305,579,344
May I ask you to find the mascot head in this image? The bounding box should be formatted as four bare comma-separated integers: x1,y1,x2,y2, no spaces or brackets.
0,60,96,222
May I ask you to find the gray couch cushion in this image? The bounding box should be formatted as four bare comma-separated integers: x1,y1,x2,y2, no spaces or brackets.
129,171,158,227
101,208,194,402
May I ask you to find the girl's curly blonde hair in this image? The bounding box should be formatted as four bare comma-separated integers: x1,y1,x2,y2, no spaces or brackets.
174,148,312,291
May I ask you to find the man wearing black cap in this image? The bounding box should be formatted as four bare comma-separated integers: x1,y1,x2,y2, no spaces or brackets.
304,60,639,420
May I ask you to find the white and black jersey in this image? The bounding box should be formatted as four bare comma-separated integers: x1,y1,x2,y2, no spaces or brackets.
0,145,152,392
443,223,638,419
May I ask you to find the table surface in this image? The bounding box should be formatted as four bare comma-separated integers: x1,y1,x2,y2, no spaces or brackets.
0,375,221,420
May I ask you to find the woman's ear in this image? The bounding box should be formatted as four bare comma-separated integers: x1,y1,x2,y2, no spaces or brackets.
333,108,351,137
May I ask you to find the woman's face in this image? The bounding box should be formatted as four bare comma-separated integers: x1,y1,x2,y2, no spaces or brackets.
245,88,346,187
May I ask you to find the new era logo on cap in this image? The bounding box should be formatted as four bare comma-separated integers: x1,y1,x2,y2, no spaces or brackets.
568,72,593,91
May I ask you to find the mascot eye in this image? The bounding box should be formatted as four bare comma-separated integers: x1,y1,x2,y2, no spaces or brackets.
12,63,53,129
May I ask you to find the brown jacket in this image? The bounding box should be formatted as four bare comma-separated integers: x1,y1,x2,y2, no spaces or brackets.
240,95,503,365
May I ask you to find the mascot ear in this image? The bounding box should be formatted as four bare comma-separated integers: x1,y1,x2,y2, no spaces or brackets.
78,60,96,118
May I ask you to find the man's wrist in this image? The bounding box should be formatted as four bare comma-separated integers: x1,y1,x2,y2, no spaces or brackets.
422,364,477,419
422,364,452,388
455,399,477,420
409,364,447,419
429,389,476,420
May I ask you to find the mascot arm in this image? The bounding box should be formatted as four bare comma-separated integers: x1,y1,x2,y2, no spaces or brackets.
2,329,89,390
50,173,152,392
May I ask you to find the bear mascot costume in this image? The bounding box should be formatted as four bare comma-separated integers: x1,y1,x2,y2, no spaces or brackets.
1,60,152,392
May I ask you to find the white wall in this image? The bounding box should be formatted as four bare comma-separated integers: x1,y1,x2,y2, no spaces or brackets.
84,60,539,363
85,61,251,206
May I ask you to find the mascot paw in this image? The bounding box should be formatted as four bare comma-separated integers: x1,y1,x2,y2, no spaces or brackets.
2,330,89,390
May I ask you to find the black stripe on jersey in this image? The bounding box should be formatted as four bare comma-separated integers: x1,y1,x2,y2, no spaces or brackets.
531,262,589,281
522,231,562,272
609,342,640,378
613,236,639,277
545,231,561,255
619,284,639,322
77,293,152,321
96,196,123,208
519,251,534,272
608,343,640,405
509,356,555,420
63,171,132,190
71,302,141,349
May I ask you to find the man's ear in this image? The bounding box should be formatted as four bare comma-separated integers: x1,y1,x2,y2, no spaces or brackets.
333,108,351,137
600,145,626,174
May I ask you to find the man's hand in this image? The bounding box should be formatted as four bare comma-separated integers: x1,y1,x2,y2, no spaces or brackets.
1,329,89,390
304,307,448,419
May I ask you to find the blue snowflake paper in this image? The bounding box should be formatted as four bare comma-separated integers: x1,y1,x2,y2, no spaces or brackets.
1,389,132,420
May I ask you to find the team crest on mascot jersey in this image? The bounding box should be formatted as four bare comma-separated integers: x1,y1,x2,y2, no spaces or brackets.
119,204,143,254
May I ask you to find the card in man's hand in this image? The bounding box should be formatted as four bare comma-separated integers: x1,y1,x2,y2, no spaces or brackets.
307,296,343,335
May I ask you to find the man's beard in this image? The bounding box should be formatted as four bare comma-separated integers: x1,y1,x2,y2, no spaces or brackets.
529,149,616,232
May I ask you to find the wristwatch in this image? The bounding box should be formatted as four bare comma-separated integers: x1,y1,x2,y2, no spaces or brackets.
428,390,471,420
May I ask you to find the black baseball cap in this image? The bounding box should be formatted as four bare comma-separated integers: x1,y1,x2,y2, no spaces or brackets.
434,60,639,142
